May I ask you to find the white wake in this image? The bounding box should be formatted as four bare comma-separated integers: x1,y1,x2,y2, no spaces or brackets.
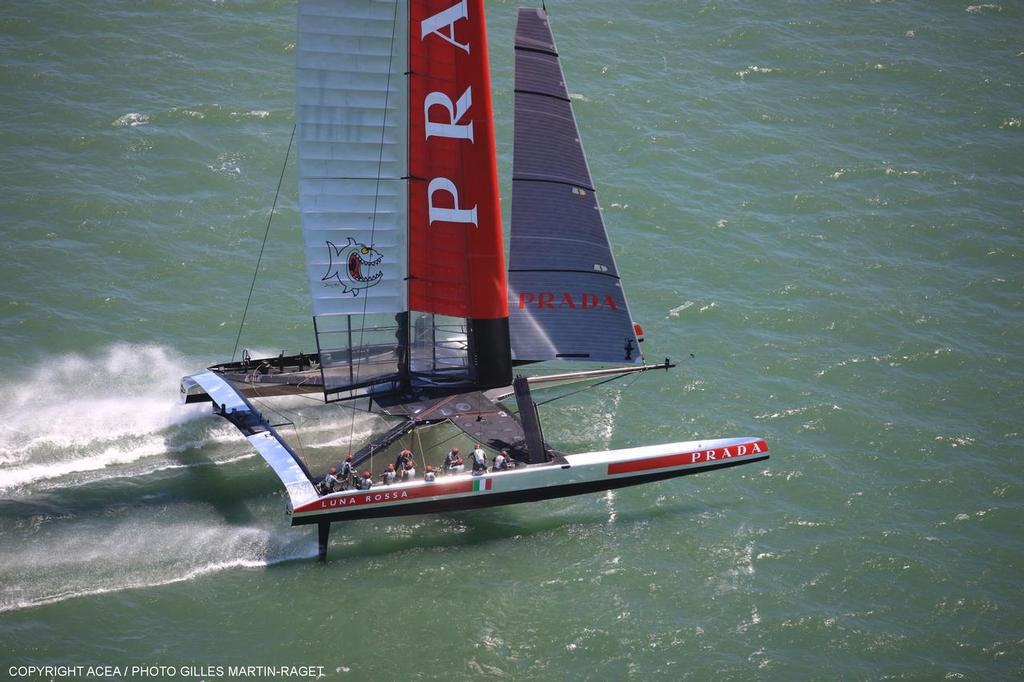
0,344,218,491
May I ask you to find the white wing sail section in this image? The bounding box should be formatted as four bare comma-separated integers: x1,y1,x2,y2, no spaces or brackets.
183,371,320,510
297,0,409,317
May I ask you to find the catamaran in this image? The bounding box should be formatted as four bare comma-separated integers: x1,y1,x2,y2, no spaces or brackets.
180,1,768,560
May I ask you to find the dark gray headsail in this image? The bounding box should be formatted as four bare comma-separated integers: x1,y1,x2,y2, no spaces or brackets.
507,8,641,365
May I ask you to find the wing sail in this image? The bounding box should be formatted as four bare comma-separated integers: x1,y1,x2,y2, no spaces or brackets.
298,0,410,398
297,0,409,317
297,0,511,397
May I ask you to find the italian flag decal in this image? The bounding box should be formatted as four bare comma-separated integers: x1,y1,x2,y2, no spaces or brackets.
473,478,493,492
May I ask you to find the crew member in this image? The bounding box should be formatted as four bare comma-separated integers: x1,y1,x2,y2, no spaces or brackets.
355,470,373,490
493,449,509,471
424,465,436,482
382,463,397,485
402,461,417,482
339,454,355,488
395,449,414,472
444,447,464,474
322,466,341,493
471,444,487,475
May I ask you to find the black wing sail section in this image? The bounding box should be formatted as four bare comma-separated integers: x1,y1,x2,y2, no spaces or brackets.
507,8,641,365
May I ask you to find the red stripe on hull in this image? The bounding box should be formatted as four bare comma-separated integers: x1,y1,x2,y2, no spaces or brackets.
294,479,478,515
606,440,769,475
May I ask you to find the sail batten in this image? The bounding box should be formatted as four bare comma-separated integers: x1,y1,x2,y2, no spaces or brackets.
508,8,641,365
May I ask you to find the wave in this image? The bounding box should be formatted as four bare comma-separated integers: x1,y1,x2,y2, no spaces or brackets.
0,344,394,612
0,513,317,613
111,106,277,130
0,343,381,492
0,344,207,457
0,344,214,490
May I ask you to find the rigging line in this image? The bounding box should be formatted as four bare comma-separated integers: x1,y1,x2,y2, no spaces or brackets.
289,418,311,465
505,370,641,416
246,388,292,427
251,394,303,427
534,369,647,408
249,396,298,432
389,419,468,456
282,390,379,413
347,0,400,453
249,395,313,463
231,123,297,362
415,427,426,471
396,419,471,464
248,389,380,465
286,420,309,465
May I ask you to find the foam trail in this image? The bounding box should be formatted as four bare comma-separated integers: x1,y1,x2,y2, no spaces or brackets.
0,344,211,489
0,345,333,613
0,436,172,489
0,505,317,613
0,343,388,493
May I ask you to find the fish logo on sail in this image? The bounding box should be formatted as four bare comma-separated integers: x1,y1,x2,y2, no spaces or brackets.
321,238,384,296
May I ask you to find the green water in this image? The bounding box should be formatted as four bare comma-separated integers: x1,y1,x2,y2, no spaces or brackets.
1,0,1022,679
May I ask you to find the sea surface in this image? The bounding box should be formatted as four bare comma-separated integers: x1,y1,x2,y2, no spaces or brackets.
1,0,1022,679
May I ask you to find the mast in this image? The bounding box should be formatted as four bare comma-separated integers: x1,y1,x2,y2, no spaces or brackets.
408,0,511,388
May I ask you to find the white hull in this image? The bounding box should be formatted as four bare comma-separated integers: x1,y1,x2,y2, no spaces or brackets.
291,437,768,525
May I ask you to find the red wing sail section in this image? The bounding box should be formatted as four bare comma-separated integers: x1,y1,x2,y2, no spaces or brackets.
408,0,507,321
